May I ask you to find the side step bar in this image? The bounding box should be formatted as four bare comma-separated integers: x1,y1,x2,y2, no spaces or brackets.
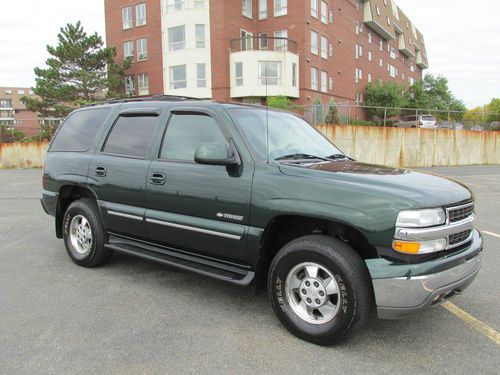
105,238,254,286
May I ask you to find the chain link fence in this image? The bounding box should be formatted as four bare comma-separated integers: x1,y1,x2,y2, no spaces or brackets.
302,103,500,131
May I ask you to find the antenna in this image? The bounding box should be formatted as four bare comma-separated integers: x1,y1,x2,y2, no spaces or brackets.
265,63,270,164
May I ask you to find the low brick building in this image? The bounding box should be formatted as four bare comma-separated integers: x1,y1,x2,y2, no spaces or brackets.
104,0,428,108
0,87,41,137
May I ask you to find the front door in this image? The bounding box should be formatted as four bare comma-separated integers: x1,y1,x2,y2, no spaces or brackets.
145,108,253,263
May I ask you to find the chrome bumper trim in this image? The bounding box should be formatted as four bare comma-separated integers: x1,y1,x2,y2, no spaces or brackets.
372,231,483,319
394,215,475,242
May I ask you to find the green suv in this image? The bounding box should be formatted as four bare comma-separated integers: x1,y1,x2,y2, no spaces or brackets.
41,97,482,345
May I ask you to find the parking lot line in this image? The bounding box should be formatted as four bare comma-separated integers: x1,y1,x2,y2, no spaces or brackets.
482,231,500,239
442,302,500,345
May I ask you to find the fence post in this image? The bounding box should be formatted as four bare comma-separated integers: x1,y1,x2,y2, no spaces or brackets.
383,107,387,127
348,105,351,125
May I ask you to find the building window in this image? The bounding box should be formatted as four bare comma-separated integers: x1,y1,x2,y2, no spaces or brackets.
376,5,380,16
135,3,146,26
368,51,372,61
329,44,333,57
311,67,318,90
197,63,206,87
29,90,34,95
123,41,134,60
355,67,362,82
356,44,362,59
125,75,135,95
321,71,327,93
259,33,268,49
259,0,267,19
240,30,253,51
321,1,328,24
410,65,415,72
18,90,25,95
311,0,318,18
194,0,205,9
292,63,297,87
235,62,243,86
368,32,372,44
166,0,184,13
368,73,372,83
321,36,328,59
329,77,334,90
409,77,415,86
0,99,13,108
170,65,187,89
355,21,359,35
137,38,148,60
387,17,391,26
274,30,288,51
379,58,383,67
329,10,334,23
5,89,12,95
259,61,280,85
122,7,132,29
311,31,318,55
168,25,185,51
379,40,383,51
138,73,149,95
242,0,252,18
274,0,287,17
390,47,397,59
389,64,397,78
196,24,205,48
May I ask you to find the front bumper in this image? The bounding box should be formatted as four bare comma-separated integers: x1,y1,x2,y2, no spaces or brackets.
366,229,483,319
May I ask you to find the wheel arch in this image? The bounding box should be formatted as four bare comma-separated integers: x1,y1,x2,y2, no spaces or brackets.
55,185,100,238
254,214,378,288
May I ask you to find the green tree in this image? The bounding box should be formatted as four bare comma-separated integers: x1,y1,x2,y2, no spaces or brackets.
405,74,465,120
324,98,340,124
23,21,130,122
266,96,294,110
364,81,406,122
486,98,500,123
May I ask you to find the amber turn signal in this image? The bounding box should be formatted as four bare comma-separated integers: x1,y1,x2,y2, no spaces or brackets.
393,241,421,254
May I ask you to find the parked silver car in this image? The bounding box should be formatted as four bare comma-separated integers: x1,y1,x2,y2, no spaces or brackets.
395,115,437,129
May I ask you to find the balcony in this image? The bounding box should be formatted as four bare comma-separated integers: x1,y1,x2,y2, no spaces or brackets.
229,37,299,99
416,49,428,69
398,33,414,57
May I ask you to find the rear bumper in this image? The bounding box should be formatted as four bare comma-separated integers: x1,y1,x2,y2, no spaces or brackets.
41,189,58,216
366,229,483,319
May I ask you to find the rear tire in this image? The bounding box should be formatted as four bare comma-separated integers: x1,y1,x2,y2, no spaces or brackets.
268,235,372,345
62,198,112,267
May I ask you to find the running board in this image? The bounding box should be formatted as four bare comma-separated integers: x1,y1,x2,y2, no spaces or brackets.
105,237,254,286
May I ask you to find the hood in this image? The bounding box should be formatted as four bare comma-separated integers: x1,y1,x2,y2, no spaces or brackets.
277,161,472,208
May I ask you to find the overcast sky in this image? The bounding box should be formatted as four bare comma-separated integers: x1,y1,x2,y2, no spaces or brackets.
0,0,498,108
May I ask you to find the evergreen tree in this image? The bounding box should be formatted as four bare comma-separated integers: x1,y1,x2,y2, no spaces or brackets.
23,21,130,121
324,98,340,124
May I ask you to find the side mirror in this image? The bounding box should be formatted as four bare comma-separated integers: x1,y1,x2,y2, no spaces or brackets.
194,142,240,167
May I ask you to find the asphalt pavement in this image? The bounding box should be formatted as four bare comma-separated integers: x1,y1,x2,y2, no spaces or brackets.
0,166,499,374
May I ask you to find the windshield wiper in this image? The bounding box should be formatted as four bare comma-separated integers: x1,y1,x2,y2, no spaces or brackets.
325,154,352,161
274,153,331,162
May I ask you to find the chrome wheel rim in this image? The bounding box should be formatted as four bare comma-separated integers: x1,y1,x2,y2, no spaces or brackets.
69,215,92,255
285,262,340,324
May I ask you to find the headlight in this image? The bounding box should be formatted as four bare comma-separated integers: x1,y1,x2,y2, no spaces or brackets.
396,208,446,228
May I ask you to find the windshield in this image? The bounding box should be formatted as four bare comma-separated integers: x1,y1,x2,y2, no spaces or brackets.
228,108,343,161
422,116,435,121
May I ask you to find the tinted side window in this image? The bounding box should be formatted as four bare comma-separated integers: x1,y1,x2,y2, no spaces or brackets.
50,108,111,151
160,113,226,161
103,115,158,158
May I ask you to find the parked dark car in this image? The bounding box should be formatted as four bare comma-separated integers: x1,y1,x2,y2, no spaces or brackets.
41,97,482,345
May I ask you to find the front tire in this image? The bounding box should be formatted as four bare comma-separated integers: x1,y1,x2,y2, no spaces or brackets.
268,235,372,345
62,198,112,267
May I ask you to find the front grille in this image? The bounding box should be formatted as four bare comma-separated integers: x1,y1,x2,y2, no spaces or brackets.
449,229,472,246
448,204,474,223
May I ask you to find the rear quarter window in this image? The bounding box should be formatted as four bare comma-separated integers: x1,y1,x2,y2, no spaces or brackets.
50,108,111,152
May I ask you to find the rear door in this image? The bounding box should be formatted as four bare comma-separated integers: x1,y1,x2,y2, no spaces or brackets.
88,105,163,239
145,107,253,263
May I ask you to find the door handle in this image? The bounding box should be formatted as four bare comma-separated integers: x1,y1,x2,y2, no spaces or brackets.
94,166,107,177
150,172,166,185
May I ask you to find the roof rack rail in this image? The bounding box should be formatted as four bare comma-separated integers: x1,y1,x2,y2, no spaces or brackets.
81,95,202,108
